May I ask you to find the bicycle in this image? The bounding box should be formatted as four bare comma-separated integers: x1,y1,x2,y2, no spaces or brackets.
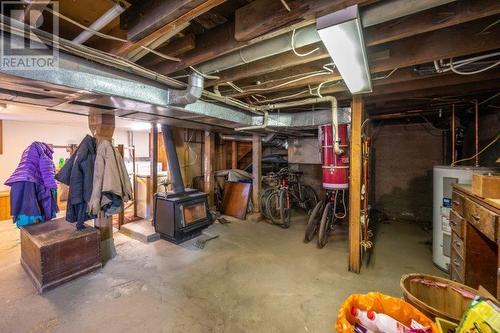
304,189,347,248
266,168,318,228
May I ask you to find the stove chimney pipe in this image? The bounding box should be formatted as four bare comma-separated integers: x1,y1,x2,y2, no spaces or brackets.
161,125,185,194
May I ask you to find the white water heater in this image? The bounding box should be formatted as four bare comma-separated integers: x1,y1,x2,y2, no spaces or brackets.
433,166,495,271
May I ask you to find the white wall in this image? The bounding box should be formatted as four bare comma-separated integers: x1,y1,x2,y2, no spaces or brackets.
0,120,129,191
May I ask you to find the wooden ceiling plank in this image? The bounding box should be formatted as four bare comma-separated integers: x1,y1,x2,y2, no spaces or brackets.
154,0,499,75
234,0,373,42
364,0,500,46
111,0,225,58
139,34,196,68
208,3,500,86
224,18,500,98
123,0,207,42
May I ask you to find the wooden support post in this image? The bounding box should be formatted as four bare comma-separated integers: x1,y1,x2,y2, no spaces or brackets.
88,113,116,262
204,131,215,207
117,144,125,229
231,141,238,169
132,145,137,217
349,96,363,273
220,142,227,170
252,134,262,214
150,124,158,224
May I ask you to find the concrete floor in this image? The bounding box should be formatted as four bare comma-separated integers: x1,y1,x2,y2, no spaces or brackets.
0,215,442,333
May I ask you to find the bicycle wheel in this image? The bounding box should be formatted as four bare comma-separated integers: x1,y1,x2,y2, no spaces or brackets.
317,202,332,248
266,190,282,224
260,187,274,219
301,185,318,214
279,189,291,228
304,201,324,243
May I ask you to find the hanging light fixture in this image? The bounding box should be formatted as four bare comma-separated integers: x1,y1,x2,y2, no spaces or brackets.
317,5,372,94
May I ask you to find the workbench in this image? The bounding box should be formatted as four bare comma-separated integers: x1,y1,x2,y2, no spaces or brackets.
450,184,499,298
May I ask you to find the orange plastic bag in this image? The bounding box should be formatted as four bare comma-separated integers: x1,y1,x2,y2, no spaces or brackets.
336,292,438,333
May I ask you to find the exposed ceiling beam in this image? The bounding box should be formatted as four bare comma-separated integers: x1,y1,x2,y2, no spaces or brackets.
153,0,476,75
364,0,500,46
366,79,500,107
110,0,225,58
138,34,196,68
234,0,374,42
205,44,327,87
223,18,500,98
122,0,209,42
207,1,500,86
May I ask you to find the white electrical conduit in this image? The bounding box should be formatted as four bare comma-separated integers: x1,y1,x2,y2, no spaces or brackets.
234,111,269,131
433,52,500,74
72,2,127,45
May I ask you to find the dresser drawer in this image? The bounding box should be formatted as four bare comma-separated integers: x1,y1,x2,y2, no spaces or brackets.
450,251,465,279
449,210,464,238
452,191,465,216
451,232,465,259
464,198,498,242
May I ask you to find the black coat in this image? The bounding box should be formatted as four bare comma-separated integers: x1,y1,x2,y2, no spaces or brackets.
56,135,96,228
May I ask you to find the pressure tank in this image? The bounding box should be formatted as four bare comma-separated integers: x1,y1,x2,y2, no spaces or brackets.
319,124,349,189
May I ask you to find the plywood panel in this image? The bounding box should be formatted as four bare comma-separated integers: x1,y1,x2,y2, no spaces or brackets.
222,182,251,219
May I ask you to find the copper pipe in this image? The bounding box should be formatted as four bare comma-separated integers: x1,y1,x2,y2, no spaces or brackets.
451,104,455,164
475,100,479,167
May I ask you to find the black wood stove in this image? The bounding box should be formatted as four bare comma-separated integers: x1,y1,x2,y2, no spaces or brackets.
153,125,211,244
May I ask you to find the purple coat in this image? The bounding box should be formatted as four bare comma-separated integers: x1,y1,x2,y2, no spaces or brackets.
5,142,57,189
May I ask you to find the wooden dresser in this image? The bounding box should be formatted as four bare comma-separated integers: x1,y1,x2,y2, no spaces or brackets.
450,184,499,298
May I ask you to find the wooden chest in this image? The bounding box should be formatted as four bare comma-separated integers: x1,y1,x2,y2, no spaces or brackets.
20,218,101,293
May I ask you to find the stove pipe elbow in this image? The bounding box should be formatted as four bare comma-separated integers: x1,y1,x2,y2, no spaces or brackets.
168,71,204,106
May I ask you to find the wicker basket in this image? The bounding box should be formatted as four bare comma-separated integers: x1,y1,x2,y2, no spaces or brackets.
400,273,478,323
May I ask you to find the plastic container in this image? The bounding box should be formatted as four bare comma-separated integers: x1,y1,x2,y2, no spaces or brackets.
351,307,379,332
400,273,478,323
369,311,409,333
337,292,438,333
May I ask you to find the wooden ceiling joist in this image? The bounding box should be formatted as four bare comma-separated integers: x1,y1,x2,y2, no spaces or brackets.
153,0,499,77
110,0,225,58
234,0,373,42
223,18,500,99
207,4,500,88
363,0,500,46
122,0,210,42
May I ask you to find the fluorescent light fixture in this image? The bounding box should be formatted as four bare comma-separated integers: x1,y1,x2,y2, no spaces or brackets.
317,5,372,94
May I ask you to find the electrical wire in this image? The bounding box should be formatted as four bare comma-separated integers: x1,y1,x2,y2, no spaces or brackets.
46,8,181,62
0,16,185,89
451,133,500,166
291,29,319,57
188,66,220,80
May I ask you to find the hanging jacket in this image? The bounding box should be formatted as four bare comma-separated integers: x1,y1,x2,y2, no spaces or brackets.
55,135,96,229
5,142,58,227
5,142,57,189
88,140,133,216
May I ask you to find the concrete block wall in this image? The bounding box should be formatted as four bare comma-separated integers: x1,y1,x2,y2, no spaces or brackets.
371,122,443,222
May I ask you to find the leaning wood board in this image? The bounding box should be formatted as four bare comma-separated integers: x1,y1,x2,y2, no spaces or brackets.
20,218,101,293
222,182,251,219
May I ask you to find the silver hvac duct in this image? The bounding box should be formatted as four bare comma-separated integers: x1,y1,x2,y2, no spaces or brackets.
196,0,456,74
219,133,276,143
168,71,204,106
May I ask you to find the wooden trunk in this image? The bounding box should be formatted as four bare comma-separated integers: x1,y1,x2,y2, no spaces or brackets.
20,218,101,293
